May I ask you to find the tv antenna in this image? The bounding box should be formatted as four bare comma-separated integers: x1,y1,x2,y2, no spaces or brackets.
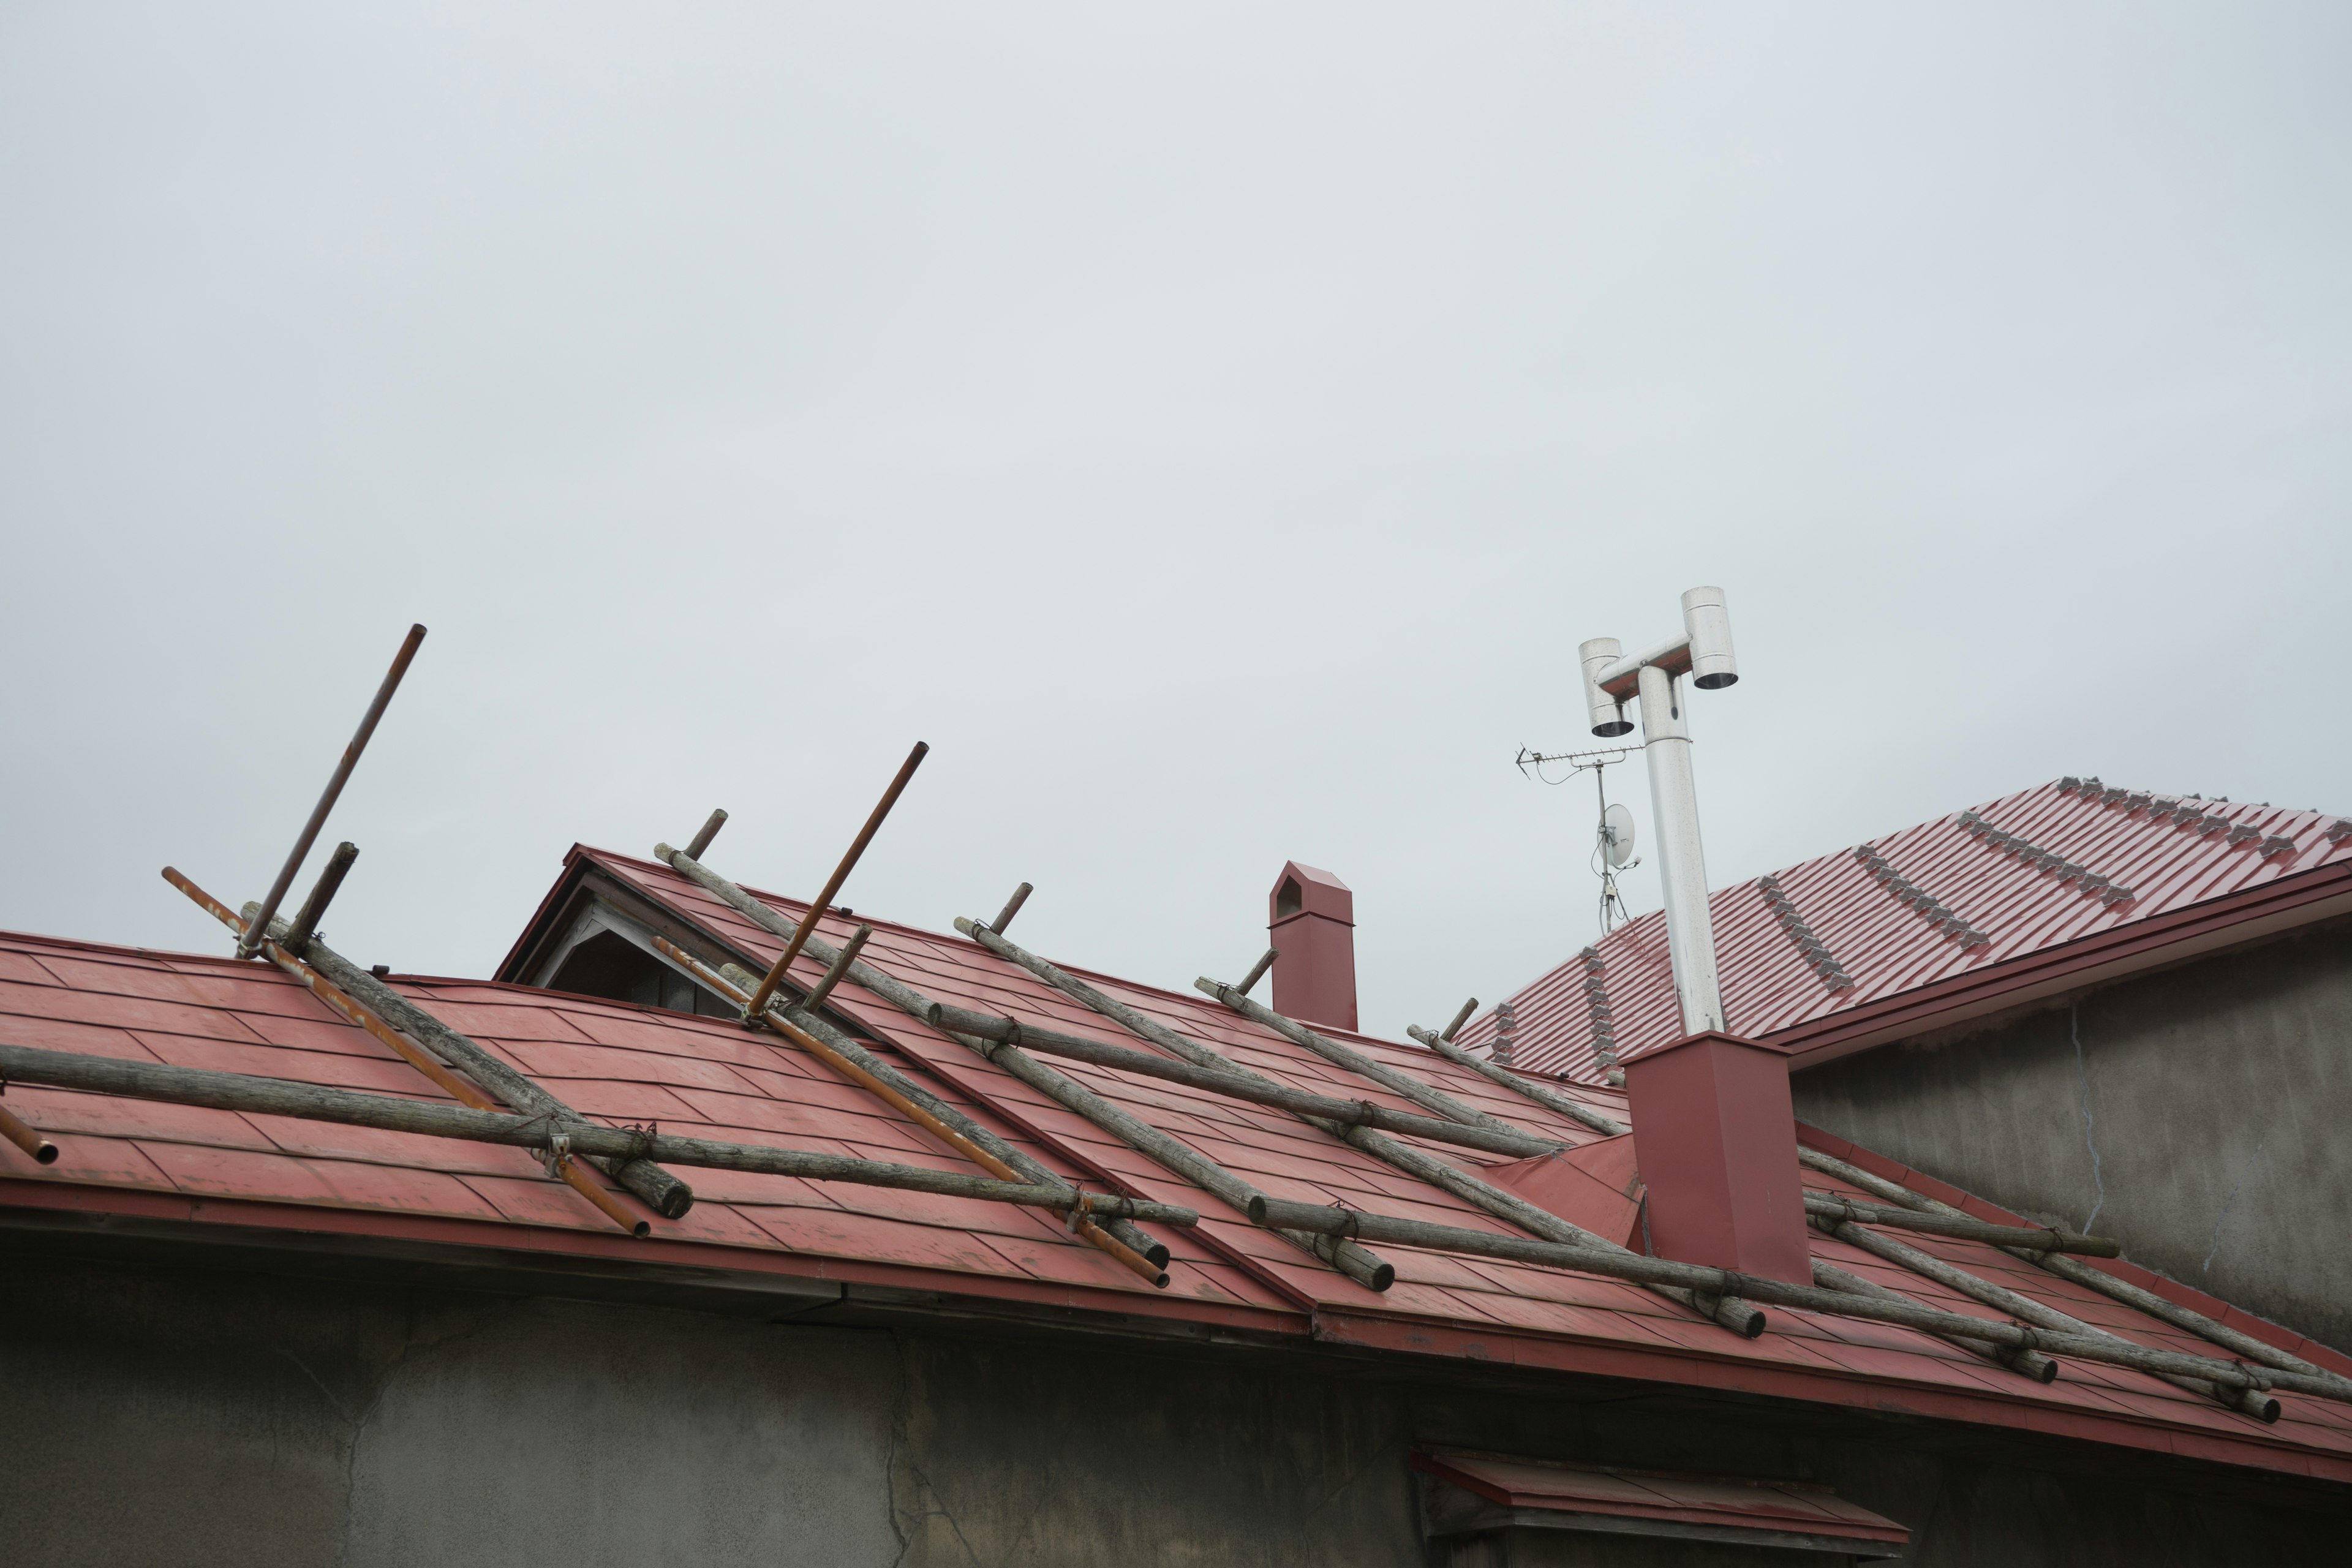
1515,742,1642,935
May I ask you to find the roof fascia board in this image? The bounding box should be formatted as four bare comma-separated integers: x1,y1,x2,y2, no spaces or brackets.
1777,863,2352,1071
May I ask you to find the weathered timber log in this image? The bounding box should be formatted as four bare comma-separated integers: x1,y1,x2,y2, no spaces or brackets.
241,624,425,956
1812,1261,2058,1382
0,1101,59,1164
0,1042,1200,1225
1411,1030,1630,1136
962,921,1760,1336
649,845,1169,1269
692,952,1169,1287
1438,997,1477,1042
239,899,694,1219
282,841,358,957
683,808,728,861
912,997,1553,1159
743,741,927,1019
1243,1195,2352,1406
1234,948,1276,998
1811,1215,2280,1422
1803,1193,2120,1256
802,925,873,1014
1197,976,1524,1137
171,872,647,1235
1796,1144,2348,1397
987,882,1033,936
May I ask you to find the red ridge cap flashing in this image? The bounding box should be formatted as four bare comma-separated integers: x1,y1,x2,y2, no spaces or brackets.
1315,1309,2352,1488
1792,1124,2352,1379
1410,1447,1910,1546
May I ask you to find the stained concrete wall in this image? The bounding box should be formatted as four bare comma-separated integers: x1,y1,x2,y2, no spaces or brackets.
2,1248,2348,1566
1792,922,2352,1354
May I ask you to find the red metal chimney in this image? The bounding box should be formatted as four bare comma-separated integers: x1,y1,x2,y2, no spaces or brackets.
1621,1031,1811,1285
1268,861,1357,1031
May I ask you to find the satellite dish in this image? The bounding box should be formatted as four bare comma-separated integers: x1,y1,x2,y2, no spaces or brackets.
1602,804,1637,868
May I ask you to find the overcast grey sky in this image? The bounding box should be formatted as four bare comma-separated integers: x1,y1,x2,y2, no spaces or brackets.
4,4,2346,1039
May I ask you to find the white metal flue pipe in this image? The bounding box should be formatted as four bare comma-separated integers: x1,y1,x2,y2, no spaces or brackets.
1578,587,1737,1037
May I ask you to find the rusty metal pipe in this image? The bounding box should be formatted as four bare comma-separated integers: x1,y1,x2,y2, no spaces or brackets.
744,742,928,1020
282,841,359,957
239,624,427,957
0,1102,59,1164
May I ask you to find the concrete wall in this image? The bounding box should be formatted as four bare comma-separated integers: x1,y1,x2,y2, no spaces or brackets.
2,1248,2347,1566
1792,922,2352,1354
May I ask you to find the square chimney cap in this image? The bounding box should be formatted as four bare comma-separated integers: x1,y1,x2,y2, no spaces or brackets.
1270,861,1354,925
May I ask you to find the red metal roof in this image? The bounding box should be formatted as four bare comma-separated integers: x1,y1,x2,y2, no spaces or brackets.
4,840,2351,1487
1458,778,2352,1081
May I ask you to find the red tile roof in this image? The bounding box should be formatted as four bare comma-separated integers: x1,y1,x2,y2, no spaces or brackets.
4,840,2351,1487
1458,778,2352,1080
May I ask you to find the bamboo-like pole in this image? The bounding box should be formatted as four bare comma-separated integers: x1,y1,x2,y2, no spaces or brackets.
1811,1214,2281,1422
1795,1144,2346,1396
0,1102,59,1164
668,945,1167,1289
282,841,358,957
224,892,695,1220
1802,1194,2119,1257
1242,1194,2351,1406
240,624,426,957
960,921,1763,1338
1812,1261,2058,1383
0,1042,1199,1226
1197,977,1524,1137
743,742,927,1020
987,883,1033,936
652,843,1220,1276
169,870,651,1235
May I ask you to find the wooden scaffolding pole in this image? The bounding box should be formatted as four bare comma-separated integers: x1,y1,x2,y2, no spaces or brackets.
0,1042,1197,1226
961,919,1766,1339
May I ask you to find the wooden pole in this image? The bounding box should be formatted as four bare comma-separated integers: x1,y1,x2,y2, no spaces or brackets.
801,925,872,1014
0,1042,1199,1226
744,741,928,1020
1811,1213,2282,1422
0,1102,59,1164
240,624,426,957
1197,976,1526,1138
683,809,728,861
1812,1260,2058,1383
674,946,1169,1289
1409,1029,1628,1136
651,842,1177,1270
1795,1143,2343,1396
282,841,358,957
1802,1193,2120,1257
988,883,1033,935
1242,1194,2351,1406
1438,997,1477,1042
1234,948,1276,998
168,870,651,1235
227,893,695,1221
910,995,1555,1159
961,921,1764,1338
